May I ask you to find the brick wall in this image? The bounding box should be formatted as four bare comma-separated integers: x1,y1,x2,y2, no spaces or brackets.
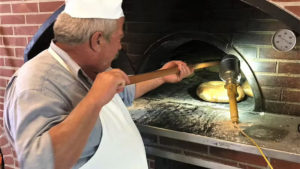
0,0,300,169
0,1,64,168
122,0,300,116
269,0,300,19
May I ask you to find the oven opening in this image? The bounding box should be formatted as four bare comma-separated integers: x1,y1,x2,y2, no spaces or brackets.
129,32,260,139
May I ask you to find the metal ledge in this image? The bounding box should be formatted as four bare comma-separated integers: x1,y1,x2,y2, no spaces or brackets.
129,98,300,164
138,124,300,164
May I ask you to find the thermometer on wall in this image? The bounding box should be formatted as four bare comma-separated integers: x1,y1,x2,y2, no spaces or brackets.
271,29,297,52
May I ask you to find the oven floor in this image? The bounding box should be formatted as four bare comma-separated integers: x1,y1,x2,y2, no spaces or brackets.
129,97,300,155
128,70,300,162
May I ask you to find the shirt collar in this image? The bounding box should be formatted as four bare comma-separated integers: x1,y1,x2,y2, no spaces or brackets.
49,41,93,89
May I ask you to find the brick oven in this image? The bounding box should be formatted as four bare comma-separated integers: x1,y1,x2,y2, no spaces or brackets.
1,0,300,169
118,0,300,168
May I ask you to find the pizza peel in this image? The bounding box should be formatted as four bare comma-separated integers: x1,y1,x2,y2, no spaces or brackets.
128,61,220,85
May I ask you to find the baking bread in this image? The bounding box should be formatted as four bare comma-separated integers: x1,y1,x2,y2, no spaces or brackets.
197,81,245,103
242,81,253,97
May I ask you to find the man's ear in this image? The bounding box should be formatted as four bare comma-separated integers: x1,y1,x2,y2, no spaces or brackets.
90,32,102,52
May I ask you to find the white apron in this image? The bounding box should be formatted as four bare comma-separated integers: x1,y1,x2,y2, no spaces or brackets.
80,94,148,169
48,48,148,169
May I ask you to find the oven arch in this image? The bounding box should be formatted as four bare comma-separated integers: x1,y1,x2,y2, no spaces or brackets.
140,31,263,111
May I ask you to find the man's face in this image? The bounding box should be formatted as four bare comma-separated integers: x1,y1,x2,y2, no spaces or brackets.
98,17,124,71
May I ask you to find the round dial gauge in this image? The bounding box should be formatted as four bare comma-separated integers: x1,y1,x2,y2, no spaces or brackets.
272,29,296,52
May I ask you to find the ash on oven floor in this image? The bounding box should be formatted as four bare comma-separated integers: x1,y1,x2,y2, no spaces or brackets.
135,101,217,136
129,69,300,154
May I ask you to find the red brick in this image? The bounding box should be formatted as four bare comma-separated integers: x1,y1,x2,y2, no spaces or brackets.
285,6,300,17
0,79,7,88
0,37,3,45
210,147,267,167
3,37,27,47
0,26,13,35
0,88,5,96
12,149,17,159
282,88,300,102
14,26,39,35
0,124,3,132
0,58,4,66
260,47,300,60
0,47,14,56
12,3,38,13
27,36,33,43
257,75,300,89
238,163,262,169
271,158,300,169
249,61,276,73
278,62,300,74
185,151,238,167
3,156,14,165
5,58,24,67
261,87,281,101
39,1,64,12
26,14,51,24
147,144,181,154
0,137,8,146
265,100,300,116
0,4,11,13
0,68,16,77
160,137,208,154
5,166,15,169
2,146,12,155
4,166,15,169
1,15,25,24
15,159,19,167
15,48,25,58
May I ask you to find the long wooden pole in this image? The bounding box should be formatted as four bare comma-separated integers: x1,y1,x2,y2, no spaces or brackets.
128,61,219,85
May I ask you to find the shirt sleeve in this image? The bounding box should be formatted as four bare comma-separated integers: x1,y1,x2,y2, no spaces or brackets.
119,84,136,106
6,89,69,169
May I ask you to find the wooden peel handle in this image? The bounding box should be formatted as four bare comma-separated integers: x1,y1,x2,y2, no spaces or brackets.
128,61,219,85
129,67,179,85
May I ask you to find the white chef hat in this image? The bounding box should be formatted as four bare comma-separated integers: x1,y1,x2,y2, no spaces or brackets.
64,0,124,19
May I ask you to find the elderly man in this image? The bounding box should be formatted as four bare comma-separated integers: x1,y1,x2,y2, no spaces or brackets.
3,0,193,169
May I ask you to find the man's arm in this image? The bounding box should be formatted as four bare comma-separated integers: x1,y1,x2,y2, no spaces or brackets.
49,69,129,169
5,69,129,169
135,61,193,98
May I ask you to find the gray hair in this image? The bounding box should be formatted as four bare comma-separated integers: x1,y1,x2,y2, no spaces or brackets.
53,12,118,45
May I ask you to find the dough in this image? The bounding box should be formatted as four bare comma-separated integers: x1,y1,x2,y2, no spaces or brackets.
197,81,245,103
242,81,254,97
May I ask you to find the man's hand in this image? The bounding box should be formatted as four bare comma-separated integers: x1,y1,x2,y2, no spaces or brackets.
161,61,193,83
88,69,130,107
49,68,130,169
